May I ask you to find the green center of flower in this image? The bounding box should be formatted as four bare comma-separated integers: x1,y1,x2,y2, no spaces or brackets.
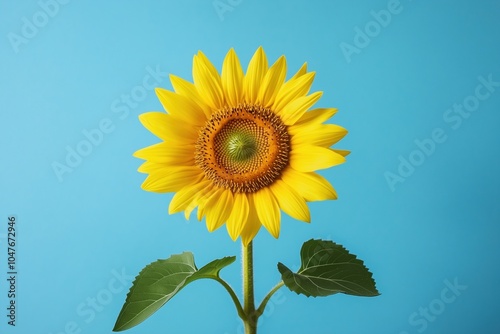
195,104,290,193
226,131,257,162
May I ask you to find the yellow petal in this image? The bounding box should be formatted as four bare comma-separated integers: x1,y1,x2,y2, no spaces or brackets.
197,186,218,221
280,91,323,125
193,52,224,110
133,142,194,164
141,167,203,193
138,112,198,143
155,88,206,126
332,149,350,157
252,187,280,238
257,55,286,107
197,51,221,81
291,62,307,79
290,145,345,172
270,180,310,223
184,201,197,220
226,193,249,241
137,161,188,174
205,189,234,232
169,180,212,214
281,168,337,201
136,161,156,174
240,195,261,246
198,185,229,223
274,72,315,113
291,124,348,147
221,48,244,106
244,46,268,103
170,74,212,117
295,108,338,126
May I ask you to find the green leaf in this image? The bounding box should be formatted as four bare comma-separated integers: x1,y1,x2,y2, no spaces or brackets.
278,239,379,297
113,252,235,331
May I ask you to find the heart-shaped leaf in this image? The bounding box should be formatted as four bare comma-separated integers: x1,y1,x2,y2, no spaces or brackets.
113,252,235,331
278,239,379,297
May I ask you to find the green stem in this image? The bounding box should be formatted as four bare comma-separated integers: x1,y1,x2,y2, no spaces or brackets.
242,241,257,334
255,281,284,317
212,276,246,321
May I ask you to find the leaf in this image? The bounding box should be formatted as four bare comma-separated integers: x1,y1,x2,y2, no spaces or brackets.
278,239,379,297
113,252,235,331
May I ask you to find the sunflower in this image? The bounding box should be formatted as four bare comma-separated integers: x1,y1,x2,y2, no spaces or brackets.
134,47,348,245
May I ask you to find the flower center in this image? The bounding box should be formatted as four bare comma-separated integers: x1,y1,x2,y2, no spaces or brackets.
226,131,257,162
195,104,290,193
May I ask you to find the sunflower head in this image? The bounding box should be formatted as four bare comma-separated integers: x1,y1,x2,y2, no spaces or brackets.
134,47,348,245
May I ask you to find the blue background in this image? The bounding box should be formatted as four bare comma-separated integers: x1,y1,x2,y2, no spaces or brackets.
1,0,500,333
